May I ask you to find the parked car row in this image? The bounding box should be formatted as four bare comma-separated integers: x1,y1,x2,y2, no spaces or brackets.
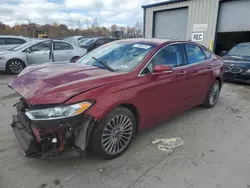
0,35,119,73
0,39,87,73
0,35,32,52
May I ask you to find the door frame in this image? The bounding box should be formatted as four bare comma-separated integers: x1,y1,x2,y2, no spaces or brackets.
25,40,54,64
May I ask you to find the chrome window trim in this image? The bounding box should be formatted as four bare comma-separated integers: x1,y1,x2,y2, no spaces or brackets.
138,42,213,77
138,42,184,77
200,47,213,60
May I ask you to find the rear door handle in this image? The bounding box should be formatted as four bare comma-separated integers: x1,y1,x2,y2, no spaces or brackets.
207,64,212,69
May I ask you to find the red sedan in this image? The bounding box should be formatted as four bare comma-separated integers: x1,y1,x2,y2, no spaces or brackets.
9,39,224,159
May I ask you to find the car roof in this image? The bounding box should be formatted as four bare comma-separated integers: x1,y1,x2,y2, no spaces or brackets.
0,35,31,40
65,36,82,39
117,38,172,45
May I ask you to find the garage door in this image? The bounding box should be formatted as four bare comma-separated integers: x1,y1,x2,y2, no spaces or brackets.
218,0,250,32
153,8,188,40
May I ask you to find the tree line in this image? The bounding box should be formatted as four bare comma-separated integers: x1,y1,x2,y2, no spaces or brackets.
0,19,142,39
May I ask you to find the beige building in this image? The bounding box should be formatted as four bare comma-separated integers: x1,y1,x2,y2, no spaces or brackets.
142,0,250,54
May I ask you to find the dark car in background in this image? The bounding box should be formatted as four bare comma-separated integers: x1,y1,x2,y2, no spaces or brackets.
9,39,223,159
79,37,119,52
223,42,250,84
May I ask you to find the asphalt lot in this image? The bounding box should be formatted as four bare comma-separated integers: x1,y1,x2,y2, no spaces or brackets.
0,74,250,188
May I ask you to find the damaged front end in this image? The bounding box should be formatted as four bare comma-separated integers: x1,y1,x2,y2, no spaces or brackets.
11,99,97,158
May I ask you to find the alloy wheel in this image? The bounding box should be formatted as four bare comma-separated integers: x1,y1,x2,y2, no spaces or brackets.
8,61,23,74
101,115,133,155
209,83,220,105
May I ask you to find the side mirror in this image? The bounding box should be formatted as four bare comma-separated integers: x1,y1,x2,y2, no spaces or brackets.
153,65,173,74
25,48,32,53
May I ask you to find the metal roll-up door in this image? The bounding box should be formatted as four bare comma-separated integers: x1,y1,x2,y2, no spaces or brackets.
218,0,250,32
153,8,188,40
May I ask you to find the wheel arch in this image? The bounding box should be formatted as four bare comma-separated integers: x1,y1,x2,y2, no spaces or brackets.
91,102,140,134
70,56,80,62
118,103,140,133
6,58,26,68
215,77,222,89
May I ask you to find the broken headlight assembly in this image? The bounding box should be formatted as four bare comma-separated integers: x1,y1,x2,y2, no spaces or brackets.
25,101,93,120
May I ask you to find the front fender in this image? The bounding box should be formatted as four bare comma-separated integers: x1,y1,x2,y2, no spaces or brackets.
66,86,138,120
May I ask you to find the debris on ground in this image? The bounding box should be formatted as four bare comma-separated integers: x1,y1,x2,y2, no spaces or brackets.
231,107,241,114
98,169,103,172
152,137,184,153
54,179,60,186
191,161,198,166
209,149,215,152
39,183,47,188
0,148,7,153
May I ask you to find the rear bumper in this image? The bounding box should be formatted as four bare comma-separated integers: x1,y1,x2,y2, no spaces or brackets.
11,102,96,158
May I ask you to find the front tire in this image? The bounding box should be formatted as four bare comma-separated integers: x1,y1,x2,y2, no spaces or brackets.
91,107,136,159
203,80,220,108
6,59,25,74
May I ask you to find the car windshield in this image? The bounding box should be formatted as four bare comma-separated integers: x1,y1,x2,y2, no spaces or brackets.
76,41,156,72
227,43,250,57
8,42,35,51
83,38,96,45
78,38,89,45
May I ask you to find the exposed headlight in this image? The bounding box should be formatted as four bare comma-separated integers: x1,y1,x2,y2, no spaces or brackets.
0,56,6,60
25,101,93,120
245,69,250,73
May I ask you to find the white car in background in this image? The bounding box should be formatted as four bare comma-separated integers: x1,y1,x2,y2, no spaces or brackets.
63,36,84,46
0,35,31,52
0,39,87,74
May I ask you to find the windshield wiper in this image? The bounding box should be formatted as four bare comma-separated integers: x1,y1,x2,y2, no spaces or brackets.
92,56,115,72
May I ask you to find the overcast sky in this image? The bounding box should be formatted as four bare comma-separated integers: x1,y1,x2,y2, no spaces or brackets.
0,0,164,28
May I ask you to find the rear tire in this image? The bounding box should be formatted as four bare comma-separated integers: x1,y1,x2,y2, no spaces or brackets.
6,59,25,74
91,107,136,159
203,80,220,108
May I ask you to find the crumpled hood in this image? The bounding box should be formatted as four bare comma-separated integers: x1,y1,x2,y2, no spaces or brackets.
9,63,125,105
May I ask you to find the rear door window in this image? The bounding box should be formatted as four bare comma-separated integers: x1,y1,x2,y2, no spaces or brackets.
54,42,73,50
185,44,206,64
6,38,25,45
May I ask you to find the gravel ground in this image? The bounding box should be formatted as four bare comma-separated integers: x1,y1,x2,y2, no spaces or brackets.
0,74,250,188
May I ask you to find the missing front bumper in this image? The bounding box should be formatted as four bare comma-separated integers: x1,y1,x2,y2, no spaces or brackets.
11,111,96,158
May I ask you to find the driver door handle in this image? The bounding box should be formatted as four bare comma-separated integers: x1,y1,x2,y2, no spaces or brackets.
207,64,212,69
178,71,186,76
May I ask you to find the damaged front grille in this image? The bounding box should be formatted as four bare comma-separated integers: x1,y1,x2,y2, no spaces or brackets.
11,98,96,158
